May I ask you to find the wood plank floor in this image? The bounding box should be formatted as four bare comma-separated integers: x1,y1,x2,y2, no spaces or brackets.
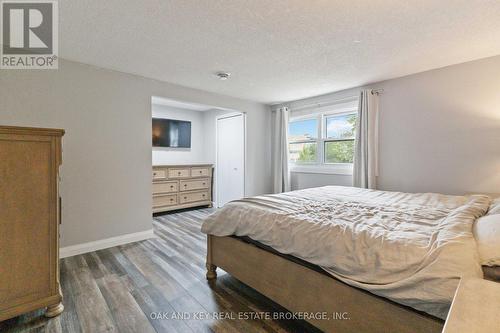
0,208,322,333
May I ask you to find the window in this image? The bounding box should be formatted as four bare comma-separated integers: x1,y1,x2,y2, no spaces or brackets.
324,113,356,164
288,118,318,163
288,111,357,173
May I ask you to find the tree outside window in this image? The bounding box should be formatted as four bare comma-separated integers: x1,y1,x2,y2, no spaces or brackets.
324,113,356,164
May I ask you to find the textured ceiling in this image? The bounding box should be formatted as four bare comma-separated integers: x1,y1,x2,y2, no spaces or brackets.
59,0,500,104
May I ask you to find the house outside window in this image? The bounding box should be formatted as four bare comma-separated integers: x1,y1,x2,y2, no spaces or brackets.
289,118,318,163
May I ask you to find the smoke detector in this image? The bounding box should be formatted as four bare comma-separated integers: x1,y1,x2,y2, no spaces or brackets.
215,72,231,80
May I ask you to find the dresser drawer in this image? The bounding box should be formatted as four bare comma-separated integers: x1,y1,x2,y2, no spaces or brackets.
153,181,178,194
179,179,210,192
152,169,167,180
179,191,209,204
153,194,178,208
168,168,190,178
191,167,211,178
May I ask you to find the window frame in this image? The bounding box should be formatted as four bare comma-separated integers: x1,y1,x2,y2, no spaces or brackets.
289,108,358,175
323,112,357,165
288,116,320,165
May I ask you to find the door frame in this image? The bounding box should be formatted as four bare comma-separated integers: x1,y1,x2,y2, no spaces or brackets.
215,112,247,208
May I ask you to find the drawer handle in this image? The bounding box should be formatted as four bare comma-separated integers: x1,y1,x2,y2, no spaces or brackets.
178,172,181,175
202,194,206,197
170,185,174,188
184,184,187,187
202,183,206,185
153,172,157,176
199,170,202,173
170,198,174,201
184,196,187,199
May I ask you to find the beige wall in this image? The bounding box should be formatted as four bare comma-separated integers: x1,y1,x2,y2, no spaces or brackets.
0,59,271,247
290,55,500,195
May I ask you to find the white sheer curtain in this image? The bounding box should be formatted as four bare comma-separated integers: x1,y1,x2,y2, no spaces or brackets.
353,89,379,189
272,107,291,193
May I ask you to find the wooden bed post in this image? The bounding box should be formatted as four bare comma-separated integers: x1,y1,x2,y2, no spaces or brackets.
206,235,217,280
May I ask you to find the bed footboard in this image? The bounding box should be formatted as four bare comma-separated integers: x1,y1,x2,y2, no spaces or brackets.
205,234,443,333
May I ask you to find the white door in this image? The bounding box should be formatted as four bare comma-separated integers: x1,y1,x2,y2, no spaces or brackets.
217,113,245,207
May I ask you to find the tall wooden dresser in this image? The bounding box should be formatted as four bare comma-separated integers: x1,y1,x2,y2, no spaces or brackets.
153,164,213,213
0,126,65,321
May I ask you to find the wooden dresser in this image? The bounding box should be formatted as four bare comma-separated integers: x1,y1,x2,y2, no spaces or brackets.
152,164,213,213
0,126,64,321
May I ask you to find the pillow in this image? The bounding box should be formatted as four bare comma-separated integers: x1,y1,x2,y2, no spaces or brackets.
487,197,500,215
473,214,500,266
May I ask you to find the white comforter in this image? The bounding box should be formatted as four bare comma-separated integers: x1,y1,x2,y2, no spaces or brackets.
201,186,490,319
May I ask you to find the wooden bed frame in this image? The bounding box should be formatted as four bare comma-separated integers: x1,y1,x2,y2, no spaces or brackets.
206,235,444,333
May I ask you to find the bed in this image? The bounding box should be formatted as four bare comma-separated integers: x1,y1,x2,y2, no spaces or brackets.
201,186,494,333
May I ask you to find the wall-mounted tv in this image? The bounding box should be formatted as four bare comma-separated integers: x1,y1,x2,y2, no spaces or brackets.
152,118,191,148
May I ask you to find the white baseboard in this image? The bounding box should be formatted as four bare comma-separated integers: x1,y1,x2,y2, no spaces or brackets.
60,229,156,258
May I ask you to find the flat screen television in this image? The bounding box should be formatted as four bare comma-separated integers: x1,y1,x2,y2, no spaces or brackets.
152,118,191,148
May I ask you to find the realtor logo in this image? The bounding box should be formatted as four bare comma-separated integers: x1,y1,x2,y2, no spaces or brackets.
1,0,58,69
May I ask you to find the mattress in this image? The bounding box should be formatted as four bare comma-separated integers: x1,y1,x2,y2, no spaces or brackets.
201,186,491,319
